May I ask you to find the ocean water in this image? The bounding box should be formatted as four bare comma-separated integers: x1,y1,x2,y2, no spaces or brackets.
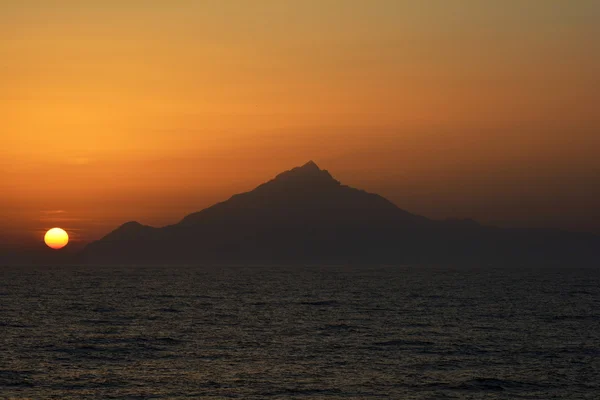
1,264,599,399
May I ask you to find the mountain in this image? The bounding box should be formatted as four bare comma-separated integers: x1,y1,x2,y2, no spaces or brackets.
82,161,599,265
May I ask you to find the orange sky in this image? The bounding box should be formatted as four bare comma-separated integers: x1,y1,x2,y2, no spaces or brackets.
2,1,600,248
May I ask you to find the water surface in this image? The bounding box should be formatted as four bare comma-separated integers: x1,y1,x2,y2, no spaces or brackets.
1,264,599,398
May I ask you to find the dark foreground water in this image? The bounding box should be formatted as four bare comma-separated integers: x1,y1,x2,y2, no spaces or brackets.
1,265,599,399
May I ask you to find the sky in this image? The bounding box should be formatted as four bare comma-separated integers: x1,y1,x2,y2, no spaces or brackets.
2,0,600,249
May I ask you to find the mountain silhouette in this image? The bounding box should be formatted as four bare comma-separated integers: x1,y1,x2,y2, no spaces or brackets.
82,161,599,264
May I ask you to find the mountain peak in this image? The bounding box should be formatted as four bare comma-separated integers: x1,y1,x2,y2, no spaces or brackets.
300,160,320,170
271,161,339,186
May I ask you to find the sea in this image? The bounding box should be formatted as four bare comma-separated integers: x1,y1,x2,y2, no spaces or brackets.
1,264,599,399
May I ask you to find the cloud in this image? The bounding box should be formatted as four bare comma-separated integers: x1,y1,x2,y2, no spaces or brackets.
39,216,86,223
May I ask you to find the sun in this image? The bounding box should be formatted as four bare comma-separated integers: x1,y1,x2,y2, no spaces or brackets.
44,228,69,250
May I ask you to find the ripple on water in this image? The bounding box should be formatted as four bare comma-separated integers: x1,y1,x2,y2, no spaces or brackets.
1,264,598,399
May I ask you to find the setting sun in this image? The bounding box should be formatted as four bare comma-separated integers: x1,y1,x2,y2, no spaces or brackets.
44,228,69,250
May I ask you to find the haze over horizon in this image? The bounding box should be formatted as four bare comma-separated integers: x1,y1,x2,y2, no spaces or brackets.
2,1,600,249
